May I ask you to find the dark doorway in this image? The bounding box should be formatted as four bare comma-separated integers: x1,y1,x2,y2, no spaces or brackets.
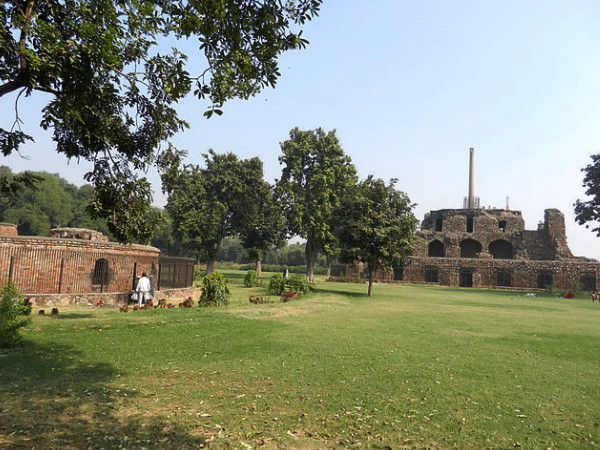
92,258,110,292
496,269,512,287
435,218,443,232
424,268,439,283
393,266,404,281
459,268,473,287
537,272,553,289
580,274,596,292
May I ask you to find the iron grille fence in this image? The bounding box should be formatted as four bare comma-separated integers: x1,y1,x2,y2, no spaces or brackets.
157,256,195,290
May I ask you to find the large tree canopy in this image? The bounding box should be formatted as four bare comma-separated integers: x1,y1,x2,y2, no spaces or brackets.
276,127,357,281
334,176,418,296
162,149,269,273
0,166,111,236
0,0,321,242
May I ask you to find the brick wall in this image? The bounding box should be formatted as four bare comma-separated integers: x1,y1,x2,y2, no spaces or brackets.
0,235,159,294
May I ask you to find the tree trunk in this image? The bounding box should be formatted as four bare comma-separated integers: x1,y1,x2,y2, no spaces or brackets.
206,259,215,274
368,270,374,297
305,236,318,282
205,240,221,274
255,258,262,277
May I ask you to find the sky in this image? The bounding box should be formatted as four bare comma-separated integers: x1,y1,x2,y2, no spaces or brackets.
3,0,600,258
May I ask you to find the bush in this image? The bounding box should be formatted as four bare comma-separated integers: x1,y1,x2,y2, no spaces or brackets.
244,270,263,288
0,282,31,348
285,275,313,295
199,272,230,307
239,264,329,275
268,273,286,295
268,273,313,296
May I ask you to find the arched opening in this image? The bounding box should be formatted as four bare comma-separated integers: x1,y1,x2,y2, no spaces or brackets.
424,267,439,283
489,239,514,259
92,258,110,292
459,268,473,287
428,240,445,257
499,220,507,232
580,274,596,292
537,272,553,289
460,239,482,258
496,269,512,287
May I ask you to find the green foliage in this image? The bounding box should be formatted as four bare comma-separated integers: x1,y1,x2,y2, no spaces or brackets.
1,1,321,242
276,127,357,280
0,167,113,238
238,180,287,266
284,274,313,295
268,273,286,295
268,273,312,295
575,153,600,235
163,149,272,271
239,263,328,275
198,271,230,307
334,176,418,296
0,282,30,348
243,270,262,288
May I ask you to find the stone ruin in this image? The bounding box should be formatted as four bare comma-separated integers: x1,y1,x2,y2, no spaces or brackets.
347,148,600,291
400,207,599,290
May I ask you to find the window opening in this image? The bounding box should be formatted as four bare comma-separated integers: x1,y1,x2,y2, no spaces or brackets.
466,217,474,233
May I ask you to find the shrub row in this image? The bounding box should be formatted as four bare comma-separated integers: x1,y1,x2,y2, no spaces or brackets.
238,264,329,275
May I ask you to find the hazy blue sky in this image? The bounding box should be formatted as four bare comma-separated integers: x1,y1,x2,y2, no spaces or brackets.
3,0,600,258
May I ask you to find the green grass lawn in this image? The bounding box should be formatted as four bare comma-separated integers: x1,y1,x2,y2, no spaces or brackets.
1,276,600,449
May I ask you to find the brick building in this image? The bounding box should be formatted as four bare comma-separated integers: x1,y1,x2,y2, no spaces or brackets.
0,224,197,305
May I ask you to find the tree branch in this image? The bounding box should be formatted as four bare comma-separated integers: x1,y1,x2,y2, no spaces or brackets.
19,0,36,72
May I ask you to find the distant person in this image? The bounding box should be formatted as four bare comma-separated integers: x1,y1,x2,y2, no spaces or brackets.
136,272,152,307
283,268,289,279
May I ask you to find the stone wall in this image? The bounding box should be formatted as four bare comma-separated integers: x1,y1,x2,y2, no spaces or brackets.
403,208,600,290
26,287,202,307
402,256,599,291
349,207,600,291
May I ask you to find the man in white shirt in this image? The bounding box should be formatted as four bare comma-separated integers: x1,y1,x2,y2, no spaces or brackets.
136,272,152,307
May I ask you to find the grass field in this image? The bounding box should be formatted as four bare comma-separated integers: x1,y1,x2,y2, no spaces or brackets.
1,273,600,449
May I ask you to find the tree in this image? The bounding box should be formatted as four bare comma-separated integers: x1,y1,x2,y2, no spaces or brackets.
334,176,418,296
575,154,600,236
1,0,322,242
0,167,116,237
276,127,357,281
0,169,73,235
162,149,267,273
239,180,286,276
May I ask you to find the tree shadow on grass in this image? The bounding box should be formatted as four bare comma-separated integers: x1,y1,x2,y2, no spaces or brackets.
0,341,208,450
312,287,369,298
